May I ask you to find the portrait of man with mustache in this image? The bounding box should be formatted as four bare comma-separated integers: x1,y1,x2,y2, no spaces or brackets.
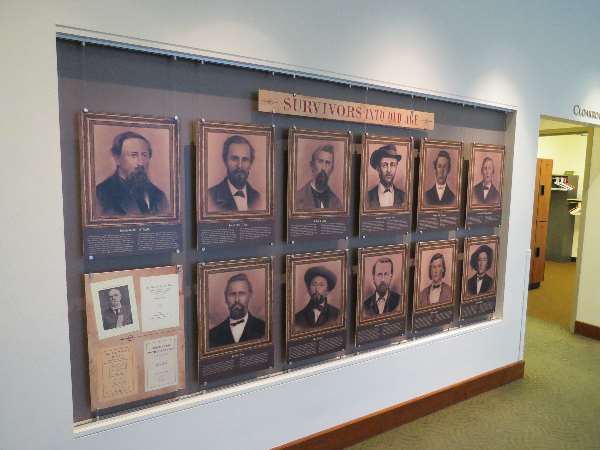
294,266,340,330
295,144,342,210
208,134,261,212
208,272,266,348
362,257,401,318
95,131,169,216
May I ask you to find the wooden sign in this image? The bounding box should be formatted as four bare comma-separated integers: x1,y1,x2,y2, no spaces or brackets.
258,89,434,130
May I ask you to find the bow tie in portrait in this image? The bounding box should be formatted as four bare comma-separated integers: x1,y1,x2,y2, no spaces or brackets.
483,186,490,191
431,284,441,290
384,188,392,193
230,319,245,326
234,190,245,198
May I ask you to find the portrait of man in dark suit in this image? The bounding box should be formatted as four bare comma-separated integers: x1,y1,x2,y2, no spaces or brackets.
101,287,133,330
362,257,401,318
295,144,343,210
96,131,169,216
208,134,261,212
367,144,405,209
418,253,452,308
467,245,495,296
208,272,266,348
473,157,500,205
295,266,341,330
424,150,456,206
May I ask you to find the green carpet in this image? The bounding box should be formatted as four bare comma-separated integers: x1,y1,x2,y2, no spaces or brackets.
527,261,576,330
351,317,600,450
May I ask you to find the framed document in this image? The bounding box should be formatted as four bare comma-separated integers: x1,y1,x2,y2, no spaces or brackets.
355,244,409,346
461,235,499,321
413,239,458,333
359,134,413,236
196,121,275,248
197,257,273,383
287,128,352,242
466,143,505,227
416,139,463,232
286,250,347,362
84,265,185,411
80,111,182,258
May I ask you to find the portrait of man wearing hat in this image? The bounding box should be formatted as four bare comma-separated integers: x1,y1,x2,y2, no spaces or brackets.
367,144,406,209
467,245,495,296
295,265,341,330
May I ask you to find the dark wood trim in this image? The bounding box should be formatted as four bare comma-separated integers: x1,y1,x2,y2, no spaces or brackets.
528,282,540,290
575,321,600,340
274,360,525,450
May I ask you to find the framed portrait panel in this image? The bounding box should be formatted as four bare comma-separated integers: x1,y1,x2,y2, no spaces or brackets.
355,245,409,346
460,235,499,321
81,111,181,227
359,134,413,235
288,128,351,218
80,111,182,258
417,139,463,231
197,257,272,358
84,265,185,411
412,239,458,333
357,244,408,325
466,143,505,227
286,251,347,340
196,121,274,221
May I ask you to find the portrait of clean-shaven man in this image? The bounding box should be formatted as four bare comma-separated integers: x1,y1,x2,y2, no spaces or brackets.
99,286,134,330
200,259,271,355
415,242,457,311
198,122,273,220
359,247,406,322
82,112,179,227
469,146,504,208
362,137,412,213
463,237,499,300
419,141,462,210
288,253,346,336
289,130,350,217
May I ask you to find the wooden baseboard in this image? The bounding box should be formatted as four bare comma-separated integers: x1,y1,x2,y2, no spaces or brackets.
574,321,600,340
274,360,525,450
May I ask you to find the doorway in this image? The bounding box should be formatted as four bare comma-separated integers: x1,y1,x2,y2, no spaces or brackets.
528,116,592,330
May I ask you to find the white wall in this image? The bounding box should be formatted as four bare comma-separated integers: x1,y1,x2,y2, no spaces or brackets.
2,1,600,449
576,129,600,327
538,134,588,257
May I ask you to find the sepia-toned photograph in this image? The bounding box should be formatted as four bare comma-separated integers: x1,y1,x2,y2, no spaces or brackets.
462,236,499,301
361,135,412,214
418,139,463,211
468,144,505,209
196,121,274,221
288,129,351,217
81,112,180,227
90,275,140,340
357,245,408,325
198,257,272,356
414,240,458,312
287,251,347,338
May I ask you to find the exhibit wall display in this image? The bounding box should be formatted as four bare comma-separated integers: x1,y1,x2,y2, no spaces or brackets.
9,3,599,450
84,265,185,411
56,39,508,423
